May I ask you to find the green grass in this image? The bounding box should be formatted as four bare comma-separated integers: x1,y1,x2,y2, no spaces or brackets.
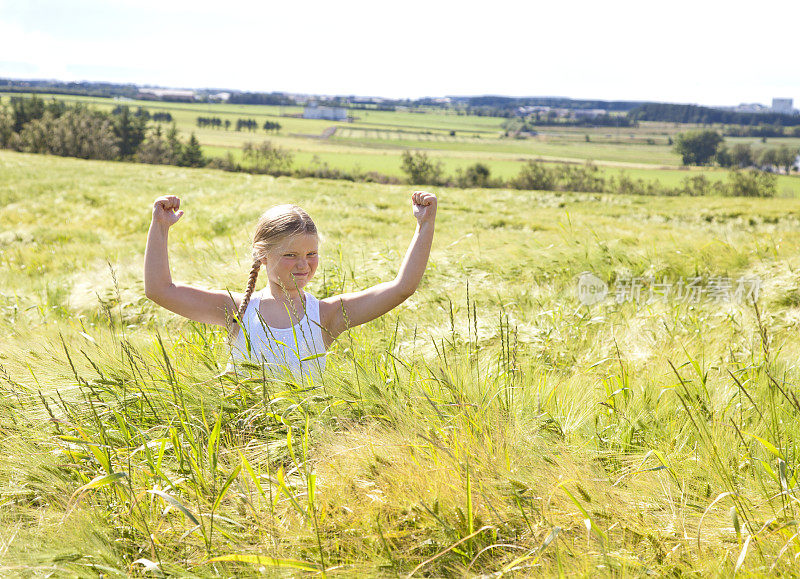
203,143,800,195
3,150,800,575
5,92,800,197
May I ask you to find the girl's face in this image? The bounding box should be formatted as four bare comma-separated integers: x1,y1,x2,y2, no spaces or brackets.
263,233,319,291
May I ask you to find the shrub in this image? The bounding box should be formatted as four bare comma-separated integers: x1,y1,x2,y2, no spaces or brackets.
674,130,723,165
510,161,554,191
726,170,776,197
455,163,492,188
400,150,444,185
242,141,293,175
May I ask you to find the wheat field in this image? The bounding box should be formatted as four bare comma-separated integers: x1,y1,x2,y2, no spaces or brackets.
2,150,800,576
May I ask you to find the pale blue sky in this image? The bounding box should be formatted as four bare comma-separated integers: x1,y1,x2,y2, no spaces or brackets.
1,0,798,107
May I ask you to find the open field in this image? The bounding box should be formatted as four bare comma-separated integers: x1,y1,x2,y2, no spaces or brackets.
4,92,800,196
3,150,800,575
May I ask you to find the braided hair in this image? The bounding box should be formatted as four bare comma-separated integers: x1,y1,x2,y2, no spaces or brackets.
234,204,318,326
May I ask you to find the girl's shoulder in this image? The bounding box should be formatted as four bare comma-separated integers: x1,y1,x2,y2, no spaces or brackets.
317,294,342,327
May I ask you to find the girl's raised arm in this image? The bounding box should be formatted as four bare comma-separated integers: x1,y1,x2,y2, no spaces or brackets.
144,195,239,326
320,191,437,344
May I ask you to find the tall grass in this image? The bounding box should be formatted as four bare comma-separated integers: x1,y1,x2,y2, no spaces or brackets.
2,150,800,575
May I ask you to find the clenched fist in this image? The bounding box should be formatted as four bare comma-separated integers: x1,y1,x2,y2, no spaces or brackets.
411,190,437,226
152,195,184,228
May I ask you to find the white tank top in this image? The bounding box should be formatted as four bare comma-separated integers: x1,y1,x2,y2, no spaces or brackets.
225,289,327,382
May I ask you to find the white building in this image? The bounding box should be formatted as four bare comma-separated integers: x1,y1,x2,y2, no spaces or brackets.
303,104,348,121
138,88,196,100
772,98,794,114
732,103,769,114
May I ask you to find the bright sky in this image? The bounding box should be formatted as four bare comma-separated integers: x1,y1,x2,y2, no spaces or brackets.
1,0,798,107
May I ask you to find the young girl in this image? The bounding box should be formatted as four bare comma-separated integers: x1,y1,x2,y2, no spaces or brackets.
144,191,437,381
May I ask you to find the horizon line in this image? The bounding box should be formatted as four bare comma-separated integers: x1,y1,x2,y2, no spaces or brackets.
1,75,785,110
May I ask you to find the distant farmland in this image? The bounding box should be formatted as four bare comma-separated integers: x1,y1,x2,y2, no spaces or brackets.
2,91,799,194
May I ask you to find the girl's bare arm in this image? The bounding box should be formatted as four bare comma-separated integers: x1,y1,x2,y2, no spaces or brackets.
144,195,239,326
320,191,437,343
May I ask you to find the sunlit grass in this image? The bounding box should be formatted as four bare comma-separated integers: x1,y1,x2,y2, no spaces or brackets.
3,150,800,575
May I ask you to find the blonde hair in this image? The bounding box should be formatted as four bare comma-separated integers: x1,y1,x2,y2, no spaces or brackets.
235,204,318,324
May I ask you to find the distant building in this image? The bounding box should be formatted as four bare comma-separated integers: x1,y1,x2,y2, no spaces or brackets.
210,92,231,102
517,105,553,115
303,104,348,121
138,88,196,100
732,103,770,114
772,98,794,114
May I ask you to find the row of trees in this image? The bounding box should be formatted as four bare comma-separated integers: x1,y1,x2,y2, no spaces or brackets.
111,106,173,123
0,78,141,99
717,144,798,173
503,114,633,133
196,117,282,132
237,119,260,132
227,92,294,105
399,151,778,197
723,125,800,138
9,95,64,132
401,152,610,191
262,121,281,132
674,130,799,172
197,116,228,129
629,103,800,127
0,96,205,167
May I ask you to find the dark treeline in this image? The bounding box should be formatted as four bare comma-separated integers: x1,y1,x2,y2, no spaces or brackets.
236,119,259,132
197,116,227,129
464,107,517,118
461,95,646,112
196,117,281,132
111,107,172,123
723,125,800,138
462,95,645,113
0,95,204,167
528,116,633,128
0,78,141,99
228,92,294,106
460,96,648,117
262,121,281,132
629,103,800,126
504,115,633,133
